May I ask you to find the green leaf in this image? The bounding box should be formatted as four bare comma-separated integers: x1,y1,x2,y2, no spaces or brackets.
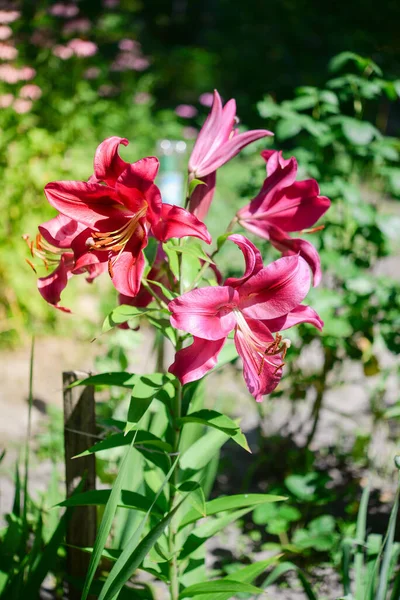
180,507,253,559
188,178,206,197
97,458,180,600
74,430,172,458
179,493,286,529
81,441,137,600
168,242,214,264
23,508,68,596
69,371,139,388
191,557,281,600
178,481,206,517
178,409,250,453
180,579,264,598
180,428,229,472
125,374,175,434
103,305,161,332
342,119,378,146
146,278,176,301
58,489,163,517
276,119,302,140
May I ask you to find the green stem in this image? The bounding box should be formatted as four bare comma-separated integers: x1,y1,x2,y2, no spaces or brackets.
168,379,182,600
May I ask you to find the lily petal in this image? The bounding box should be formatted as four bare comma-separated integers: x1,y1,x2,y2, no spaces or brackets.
109,225,148,296
37,252,74,313
188,171,216,220
93,136,129,185
152,204,212,244
168,286,238,340
197,128,273,178
234,316,283,402
169,336,226,385
267,226,322,286
189,90,223,174
225,234,264,287
44,181,123,229
116,157,162,223
239,254,311,319
263,304,324,332
39,214,86,248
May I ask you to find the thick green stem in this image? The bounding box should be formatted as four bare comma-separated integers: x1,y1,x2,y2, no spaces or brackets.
168,380,182,600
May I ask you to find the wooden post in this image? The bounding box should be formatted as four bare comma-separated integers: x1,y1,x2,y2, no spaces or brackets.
63,371,97,600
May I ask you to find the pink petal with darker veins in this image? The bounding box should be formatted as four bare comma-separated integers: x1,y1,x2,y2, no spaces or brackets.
267,225,322,286
44,181,123,229
93,136,129,185
152,204,212,244
263,304,323,333
168,285,238,341
225,234,264,287
239,254,311,320
188,171,216,220
37,252,74,312
234,316,283,402
109,226,148,296
39,214,86,248
169,336,226,385
196,128,272,178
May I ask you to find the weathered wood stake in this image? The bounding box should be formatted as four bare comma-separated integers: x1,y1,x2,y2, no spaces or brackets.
63,371,97,600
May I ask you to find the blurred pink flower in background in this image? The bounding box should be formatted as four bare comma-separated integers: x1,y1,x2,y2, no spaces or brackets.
0,25,12,40
199,92,214,107
133,92,151,104
132,57,149,71
183,126,198,139
68,38,98,57
111,53,149,72
13,98,32,114
0,43,18,60
20,66,36,80
52,44,73,60
0,64,33,83
19,84,42,100
0,64,19,83
175,104,198,118
84,66,100,79
0,93,13,108
49,4,79,18
103,0,120,7
63,18,91,35
0,10,20,24
119,39,140,52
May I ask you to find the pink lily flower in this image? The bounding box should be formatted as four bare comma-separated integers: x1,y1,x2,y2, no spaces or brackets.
188,91,273,220
24,215,107,312
237,151,330,286
168,234,323,402
44,137,211,297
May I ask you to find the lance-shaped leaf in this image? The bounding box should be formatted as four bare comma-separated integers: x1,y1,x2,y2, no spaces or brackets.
179,493,286,530
180,580,264,598
74,430,172,458
177,409,250,452
189,556,281,600
126,374,175,434
103,305,164,332
58,489,164,517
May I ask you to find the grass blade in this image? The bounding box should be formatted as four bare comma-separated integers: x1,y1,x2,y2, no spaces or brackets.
376,474,400,600
355,484,370,600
